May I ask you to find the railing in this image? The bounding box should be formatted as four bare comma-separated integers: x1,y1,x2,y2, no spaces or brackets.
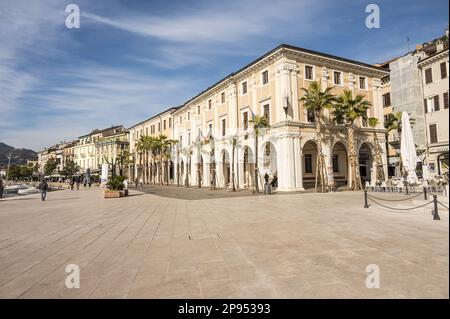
363,190,448,220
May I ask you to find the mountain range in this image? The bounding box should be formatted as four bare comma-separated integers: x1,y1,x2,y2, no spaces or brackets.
0,142,37,167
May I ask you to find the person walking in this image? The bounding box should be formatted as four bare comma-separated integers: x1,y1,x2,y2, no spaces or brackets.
38,179,49,201
76,176,80,190
70,176,75,190
139,177,144,191
0,179,4,199
134,178,138,189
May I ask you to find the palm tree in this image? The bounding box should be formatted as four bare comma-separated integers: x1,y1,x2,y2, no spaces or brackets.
300,81,336,192
368,117,385,184
249,115,270,193
332,90,371,191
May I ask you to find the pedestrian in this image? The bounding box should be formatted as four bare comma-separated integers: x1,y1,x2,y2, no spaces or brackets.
76,176,80,190
0,179,4,199
38,179,49,201
134,178,138,189
70,176,75,190
139,177,144,191
123,178,128,189
83,178,87,188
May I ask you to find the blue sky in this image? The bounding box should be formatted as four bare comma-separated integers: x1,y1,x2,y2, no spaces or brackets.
0,0,448,150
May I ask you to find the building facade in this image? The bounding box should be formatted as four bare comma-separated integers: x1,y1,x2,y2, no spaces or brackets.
128,107,178,182
74,126,128,174
382,31,449,177
418,47,449,175
167,44,388,191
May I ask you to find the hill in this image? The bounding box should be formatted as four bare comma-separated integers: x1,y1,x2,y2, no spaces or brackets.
0,142,37,167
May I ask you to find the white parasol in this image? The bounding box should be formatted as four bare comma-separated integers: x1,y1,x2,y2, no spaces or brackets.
400,111,418,184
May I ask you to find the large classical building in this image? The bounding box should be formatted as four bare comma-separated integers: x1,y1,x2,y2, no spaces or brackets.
128,44,389,191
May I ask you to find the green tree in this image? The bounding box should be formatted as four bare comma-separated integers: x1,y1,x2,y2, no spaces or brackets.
300,81,336,192
332,90,371,191
61,160,80,178
249,115,270,193
44,157,57,176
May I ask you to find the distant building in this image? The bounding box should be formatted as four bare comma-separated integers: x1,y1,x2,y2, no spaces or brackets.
73,125,128,175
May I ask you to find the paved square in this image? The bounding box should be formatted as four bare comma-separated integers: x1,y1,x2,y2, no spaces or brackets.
0,187,448,298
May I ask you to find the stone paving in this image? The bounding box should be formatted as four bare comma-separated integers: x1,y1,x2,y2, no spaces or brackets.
0,186,448,299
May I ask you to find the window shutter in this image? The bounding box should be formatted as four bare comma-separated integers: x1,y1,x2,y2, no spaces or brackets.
444,92,449,109
429,124,437,144
434,95,440,111
424,99,428,113
425,68,433,84
441,62,447,79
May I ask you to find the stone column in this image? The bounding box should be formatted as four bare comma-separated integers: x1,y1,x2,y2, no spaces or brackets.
275,127,304,191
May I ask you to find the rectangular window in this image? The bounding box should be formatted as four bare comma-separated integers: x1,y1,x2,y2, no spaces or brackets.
382,93,391,107
425,68,433,84
444,92,449,109
263,104,270,123
440,62,447,79
434,95,440,111
333,155,339,172
426,97,435,113
305,65,313,80
197,105,200,114
359,76,366,90
208,123,213,135
187,112,190,120
221,92,225,104
180,116,182,124
179,136,182,147
163,120,166,130
243,112,248,130
169,118,172,128
304,154,312,173
307,109,315,122
242,81,247,94
208,99,212,109
429,124,438,144
262,71,269,85
221,119,226,136
333,71,342,86
187,133,191,145
145,127,148,136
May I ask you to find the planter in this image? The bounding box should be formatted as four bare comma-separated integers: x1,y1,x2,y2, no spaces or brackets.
104,190,128,198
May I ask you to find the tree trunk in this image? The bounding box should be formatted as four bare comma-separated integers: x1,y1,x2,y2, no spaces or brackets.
373,132,385,184
231,143,236,191
347,124,361,190
254,131,259,193
314,116,328,192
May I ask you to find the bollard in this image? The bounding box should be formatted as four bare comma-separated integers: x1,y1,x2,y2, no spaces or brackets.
433,195,440,220
364,190,369,208
423,187,427,200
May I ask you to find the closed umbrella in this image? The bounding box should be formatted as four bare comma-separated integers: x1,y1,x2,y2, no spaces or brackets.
400,111,418,184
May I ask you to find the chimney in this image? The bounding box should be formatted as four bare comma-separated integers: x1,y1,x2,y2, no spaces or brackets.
415,44,423,51
436,40,444,52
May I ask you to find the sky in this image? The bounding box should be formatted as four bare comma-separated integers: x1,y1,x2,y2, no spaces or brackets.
0,0,448,151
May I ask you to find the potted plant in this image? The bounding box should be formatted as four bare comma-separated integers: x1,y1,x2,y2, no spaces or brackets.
104,175,128,198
